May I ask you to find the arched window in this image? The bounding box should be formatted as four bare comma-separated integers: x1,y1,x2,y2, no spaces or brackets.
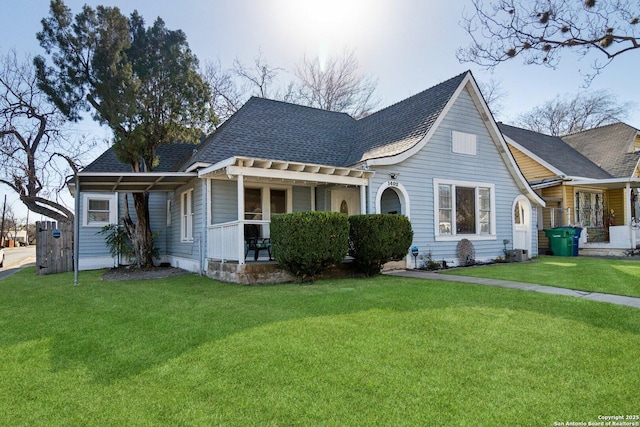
514,200,525,225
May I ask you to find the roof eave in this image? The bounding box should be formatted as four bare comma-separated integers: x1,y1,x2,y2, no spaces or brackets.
75,171,198,193
200,156,374,186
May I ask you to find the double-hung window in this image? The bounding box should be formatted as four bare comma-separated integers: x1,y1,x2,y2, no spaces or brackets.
181,189,194,242
434,179,495,240
83,193,117,227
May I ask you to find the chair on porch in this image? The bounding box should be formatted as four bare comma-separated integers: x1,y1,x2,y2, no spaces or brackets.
244,224,272,261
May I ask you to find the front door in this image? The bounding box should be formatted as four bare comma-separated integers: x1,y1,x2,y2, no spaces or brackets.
513,197,530,250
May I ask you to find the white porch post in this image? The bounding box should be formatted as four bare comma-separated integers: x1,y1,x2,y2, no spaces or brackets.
310,186,316,211
626,182,634,249
201,178,208,274
206,178,212,226
360,185,367,214
237,174,245,264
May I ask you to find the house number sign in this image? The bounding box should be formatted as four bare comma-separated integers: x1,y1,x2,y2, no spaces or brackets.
387,180,399,187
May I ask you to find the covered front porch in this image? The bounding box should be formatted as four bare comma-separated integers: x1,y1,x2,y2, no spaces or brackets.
570,178,640,255
198,156,374,265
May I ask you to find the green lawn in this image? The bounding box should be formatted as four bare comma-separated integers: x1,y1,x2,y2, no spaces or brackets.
443,255,640,297
1,266,639,426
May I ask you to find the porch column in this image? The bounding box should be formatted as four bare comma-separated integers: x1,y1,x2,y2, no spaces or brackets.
360,185,366,214
206,178,212,226
237,174,245,264
201,178,208,274
626,182,634,249
237,174,244,220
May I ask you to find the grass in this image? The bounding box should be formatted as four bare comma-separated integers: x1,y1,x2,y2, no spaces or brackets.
443,255,640,297
1,266,639,426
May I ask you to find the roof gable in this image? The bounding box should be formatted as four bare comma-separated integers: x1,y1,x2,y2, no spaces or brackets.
346,72,467,164
499,123,612,180
561,122,640,178
182,72,469,170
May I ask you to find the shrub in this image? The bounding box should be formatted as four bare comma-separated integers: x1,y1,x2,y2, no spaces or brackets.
349,214,413,276
98,224,134,265
270,211,349,282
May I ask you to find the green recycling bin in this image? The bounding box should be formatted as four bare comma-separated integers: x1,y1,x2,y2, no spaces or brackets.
544,227,576,257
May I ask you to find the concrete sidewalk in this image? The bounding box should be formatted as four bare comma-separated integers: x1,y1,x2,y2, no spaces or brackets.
385,269,640,309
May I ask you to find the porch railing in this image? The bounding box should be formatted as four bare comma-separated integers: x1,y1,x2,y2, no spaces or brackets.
207,220,270,263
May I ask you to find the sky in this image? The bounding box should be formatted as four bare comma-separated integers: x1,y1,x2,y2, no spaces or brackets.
1,0,639,220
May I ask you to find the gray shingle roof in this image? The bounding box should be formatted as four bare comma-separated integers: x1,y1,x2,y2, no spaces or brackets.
346,72,467,164
185,97,356,168
81,142,198,173
561,122,640,178
83,71,470,173
183,72,468,169
498,123,612,179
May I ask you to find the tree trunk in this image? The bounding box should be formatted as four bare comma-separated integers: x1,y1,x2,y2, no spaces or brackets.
132,192,155,268
123,193,155,268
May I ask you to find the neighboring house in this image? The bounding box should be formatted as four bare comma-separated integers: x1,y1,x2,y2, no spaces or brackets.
500,122,640,255
71,71,544,283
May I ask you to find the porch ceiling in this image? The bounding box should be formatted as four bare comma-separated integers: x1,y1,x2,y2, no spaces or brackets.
197,156,375,186
74,172,198,193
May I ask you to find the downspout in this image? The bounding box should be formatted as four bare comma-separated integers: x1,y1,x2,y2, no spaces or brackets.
73,175,80,285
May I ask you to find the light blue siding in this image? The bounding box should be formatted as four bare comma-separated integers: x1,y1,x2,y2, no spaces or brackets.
78,191,168,267
78,193,116,259
166,178,203,262
367,87,538,263
116,193,169,255
209,180,316,221
211,179,237,223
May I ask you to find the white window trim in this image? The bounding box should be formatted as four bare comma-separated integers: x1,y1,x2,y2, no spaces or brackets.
243,184,293,219
433,178,496,241
181,189,194,242
82,193,117,227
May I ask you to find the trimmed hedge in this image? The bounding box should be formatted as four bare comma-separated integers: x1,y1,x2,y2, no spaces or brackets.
349,214,413,276
270,211,349,282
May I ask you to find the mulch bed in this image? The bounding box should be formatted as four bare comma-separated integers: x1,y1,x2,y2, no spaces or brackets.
102,265,190,281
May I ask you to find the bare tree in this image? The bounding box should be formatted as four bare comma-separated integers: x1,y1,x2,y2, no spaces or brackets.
0,50,85,223
205,49,379,123
477,77,508,118
294,50,379,118
233,51,289,100
204,52,294,124
204,58,245,124
458,0,640,81
515,90,632,136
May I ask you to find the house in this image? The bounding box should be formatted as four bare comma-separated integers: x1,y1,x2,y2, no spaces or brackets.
500,122,640,256
71,71,544,283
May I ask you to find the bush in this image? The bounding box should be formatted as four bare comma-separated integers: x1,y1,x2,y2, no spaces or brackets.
270,212,349,282
349,214,413,276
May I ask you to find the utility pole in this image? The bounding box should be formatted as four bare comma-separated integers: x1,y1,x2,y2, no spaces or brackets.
1,194,6,247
